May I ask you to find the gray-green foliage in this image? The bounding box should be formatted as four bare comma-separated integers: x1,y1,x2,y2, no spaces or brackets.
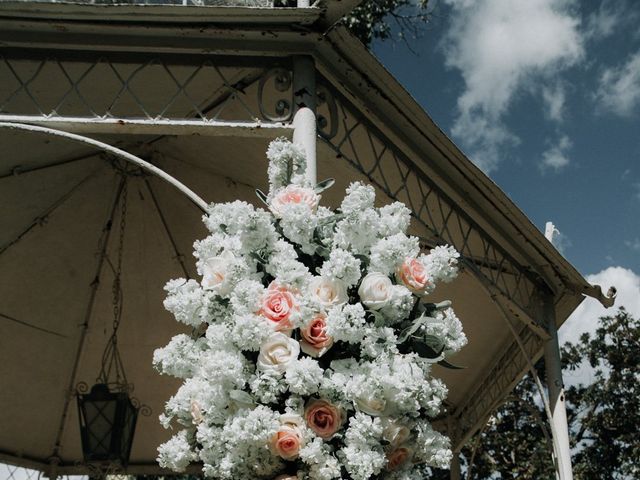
341,0,431,46
457,308,640,479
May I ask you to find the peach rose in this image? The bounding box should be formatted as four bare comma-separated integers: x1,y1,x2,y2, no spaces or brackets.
396,258,430,294
386,446,413,470
304,399,343,439
270,414,305,460
260,282,298,332
300,314,333,358
274,476,297,480
270,185,320,216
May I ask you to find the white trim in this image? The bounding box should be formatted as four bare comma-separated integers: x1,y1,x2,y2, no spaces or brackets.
0,116,293,138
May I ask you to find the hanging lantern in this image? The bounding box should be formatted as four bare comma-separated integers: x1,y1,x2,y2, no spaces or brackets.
77,383,138,466
76,177,145,471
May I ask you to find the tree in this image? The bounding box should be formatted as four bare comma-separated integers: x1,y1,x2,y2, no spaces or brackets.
277,0,432,47
340,0,431,46
460,308,640,479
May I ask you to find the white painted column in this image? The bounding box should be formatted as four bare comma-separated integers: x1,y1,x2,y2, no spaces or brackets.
292,55,317,185
544,222,573,480
543,299,574,480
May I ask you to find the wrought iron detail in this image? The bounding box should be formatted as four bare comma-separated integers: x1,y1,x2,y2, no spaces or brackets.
452,325,544,449
258,67,293,122
0,52,291,124
316,82,338,140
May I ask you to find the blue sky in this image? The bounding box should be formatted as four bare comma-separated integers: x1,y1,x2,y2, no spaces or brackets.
371,0,640,339
373,0,639,275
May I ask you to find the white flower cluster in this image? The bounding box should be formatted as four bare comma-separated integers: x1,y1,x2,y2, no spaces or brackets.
154,138,467,480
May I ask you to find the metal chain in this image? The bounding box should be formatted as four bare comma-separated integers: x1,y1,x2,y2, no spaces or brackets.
111,177,128,337
98,172,129,388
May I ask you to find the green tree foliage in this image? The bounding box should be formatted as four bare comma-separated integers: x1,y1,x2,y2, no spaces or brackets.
459,308,640,479
341,0,431,46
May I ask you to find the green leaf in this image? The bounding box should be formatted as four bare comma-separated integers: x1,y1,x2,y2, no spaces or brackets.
315,245,331,257
423,334,445,353
229,389,255,407
317,213,346,227
255,189,270,208
315,178,335,193
422,300,452,315
409,340,443,360
438,358,466,370
286,158,293,184
397,315,430,344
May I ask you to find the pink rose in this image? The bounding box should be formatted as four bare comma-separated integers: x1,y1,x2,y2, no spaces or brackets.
304,399,343,439
300,314,334,358
274,476,297,480
270,414,305,460
270,185,320,216
396,258,430,294
260,282,298,332
386,446,413,470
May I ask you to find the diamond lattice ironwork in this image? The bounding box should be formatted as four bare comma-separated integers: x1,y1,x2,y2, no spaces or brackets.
0,52,292,124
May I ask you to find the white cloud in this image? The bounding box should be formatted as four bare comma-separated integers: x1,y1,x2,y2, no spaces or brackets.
442,0,584,172
584,0,625,40
595,52,640,116
540,135,572,171
559,267,640,386
560,267,640,345
625,238,640,251
542,84,566,121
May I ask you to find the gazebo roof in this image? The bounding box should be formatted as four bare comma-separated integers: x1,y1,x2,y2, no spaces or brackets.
0,1,613,475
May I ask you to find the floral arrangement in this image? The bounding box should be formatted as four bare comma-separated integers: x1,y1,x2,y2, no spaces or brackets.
153,138,467,480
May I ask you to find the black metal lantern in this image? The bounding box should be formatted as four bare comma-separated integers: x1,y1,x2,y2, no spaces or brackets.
77,383,138,466
76,178,146,471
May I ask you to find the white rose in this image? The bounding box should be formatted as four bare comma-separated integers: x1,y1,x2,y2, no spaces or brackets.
257,332,300,373
382,419,411,448
355,394,387,416
201,250,235,295
309,276,348,308
358,272,392,310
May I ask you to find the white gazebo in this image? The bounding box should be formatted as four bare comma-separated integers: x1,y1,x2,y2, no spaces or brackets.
0,1,614,479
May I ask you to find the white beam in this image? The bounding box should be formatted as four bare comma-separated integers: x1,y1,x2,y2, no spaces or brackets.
0,115,293,138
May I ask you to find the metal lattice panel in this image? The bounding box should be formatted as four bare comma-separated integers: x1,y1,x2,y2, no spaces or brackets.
317,83,542,330
0,464,87,480
0,51,293,125
452,324,544,448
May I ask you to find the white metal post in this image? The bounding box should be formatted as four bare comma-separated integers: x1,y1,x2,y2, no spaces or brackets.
292,55,317,185
543,299,574,480
544,222,573,480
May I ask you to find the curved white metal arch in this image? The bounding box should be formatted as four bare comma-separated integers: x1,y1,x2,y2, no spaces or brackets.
0,121,209,212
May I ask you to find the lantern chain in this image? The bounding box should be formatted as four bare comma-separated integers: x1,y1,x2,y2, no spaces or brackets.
97,174,130,391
